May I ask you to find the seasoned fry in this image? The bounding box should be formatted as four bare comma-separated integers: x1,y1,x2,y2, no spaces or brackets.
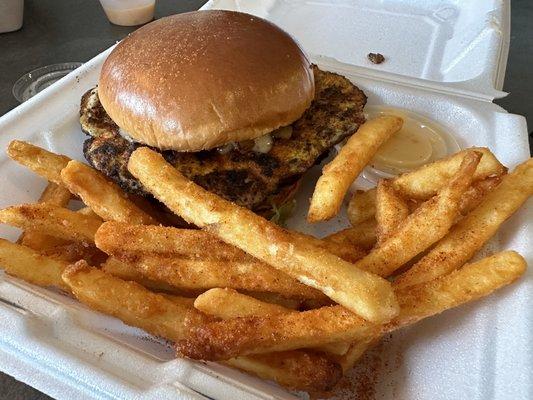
244,292,303,310
391,147,505,199
41,242,107,265
176,251,525,360
337,337,379,372
394,159,533,289
114,253,327,301
375,180,409,244
348,173,504,226
0,203,102,243
96,222,245,261
347,189,376,225
61,160,156,225
128,147,399,323
37,182,72,205
194,288,290,318
225,351,342,392
352,151,481,277
389,251,526,328
308,116,403,222
195,288,349,355
77,207,103,220
97,221,365,266
0,239,68,289
19,182,72,250
7,140,71,184
101,257,190,294
324,219,377,250
457,175,503,216
62,261,213,342
289,230,366,263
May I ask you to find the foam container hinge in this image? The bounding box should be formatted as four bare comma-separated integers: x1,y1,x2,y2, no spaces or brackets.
0,1,530,399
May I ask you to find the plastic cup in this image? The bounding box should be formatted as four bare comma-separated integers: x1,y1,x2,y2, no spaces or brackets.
0,0,24,33
98,0,156,26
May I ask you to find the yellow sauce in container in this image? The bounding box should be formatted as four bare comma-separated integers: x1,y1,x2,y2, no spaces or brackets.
362,106,460,182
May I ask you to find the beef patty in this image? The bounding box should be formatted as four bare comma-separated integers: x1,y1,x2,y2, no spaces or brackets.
80,66,367,211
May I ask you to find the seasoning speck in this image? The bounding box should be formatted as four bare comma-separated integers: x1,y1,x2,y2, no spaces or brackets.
368,53,385,64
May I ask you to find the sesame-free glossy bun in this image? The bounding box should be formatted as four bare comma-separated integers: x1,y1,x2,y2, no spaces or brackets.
98,10,315,151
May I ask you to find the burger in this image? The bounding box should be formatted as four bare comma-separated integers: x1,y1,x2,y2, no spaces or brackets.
79,10,366,218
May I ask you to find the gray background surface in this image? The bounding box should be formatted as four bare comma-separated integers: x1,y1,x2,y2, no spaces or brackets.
0,0,531,399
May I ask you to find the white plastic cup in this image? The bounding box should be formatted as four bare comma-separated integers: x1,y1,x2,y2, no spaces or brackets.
99,0,156,26
0,0,24,33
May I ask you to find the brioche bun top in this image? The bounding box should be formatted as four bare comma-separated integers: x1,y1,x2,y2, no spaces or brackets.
98,10,314,151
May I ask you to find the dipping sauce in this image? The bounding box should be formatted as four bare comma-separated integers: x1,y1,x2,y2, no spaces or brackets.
99,0,155,26
363,106,459,180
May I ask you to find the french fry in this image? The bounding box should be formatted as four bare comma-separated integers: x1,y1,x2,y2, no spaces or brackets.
0,203,102,243
457,175,503,216
351,151,481,277
389,251,526,328
224,351,342,392
347,189,376,225
67,260,341,392
101,257,204,297
337,337,380,373
97,221,365,265
19,182,72,250
113,253,328,301
102,257,178,292
348,174,503,226
61,261,213,342
41,242,107,265
0,239,69,290
7,140,71,184
95,223,349,301
194,288,349,355
375,180,409,244
194,288,290,318
308,116,403,222
128,147,399,323
103,258,305,304
392,147,506,199
324,219,377,250
61,160,156,225
77,207,103,220
243,292,303,310
289,229,366,263
176,251,525,360
394,159,533,289
96,222,245,261
36,181,72,205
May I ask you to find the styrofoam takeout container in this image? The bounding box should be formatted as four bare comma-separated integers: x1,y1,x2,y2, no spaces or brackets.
0,1,530,399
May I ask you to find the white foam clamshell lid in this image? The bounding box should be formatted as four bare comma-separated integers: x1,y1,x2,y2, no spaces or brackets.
0,1,530,399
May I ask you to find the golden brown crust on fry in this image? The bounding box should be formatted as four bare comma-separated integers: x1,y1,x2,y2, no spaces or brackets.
324,219,377,251
225,350,342,392
352,151,482,277
394,159,532,289
18,182,72,250
308,116,403,222
62,261,214,341
0,203,102,244
0,239,69,290
7,140,71,184
375,180,409,245
177,251,526,361
61,160,157,225
389,251,526,329
128,147,399,322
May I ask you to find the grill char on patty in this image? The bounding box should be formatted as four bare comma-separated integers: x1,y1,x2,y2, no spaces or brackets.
80,66,367,211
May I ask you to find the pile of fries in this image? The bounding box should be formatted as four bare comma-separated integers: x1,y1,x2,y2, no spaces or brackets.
0,114,531,394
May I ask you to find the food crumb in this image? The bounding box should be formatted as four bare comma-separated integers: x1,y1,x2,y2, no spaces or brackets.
368,53,385,64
